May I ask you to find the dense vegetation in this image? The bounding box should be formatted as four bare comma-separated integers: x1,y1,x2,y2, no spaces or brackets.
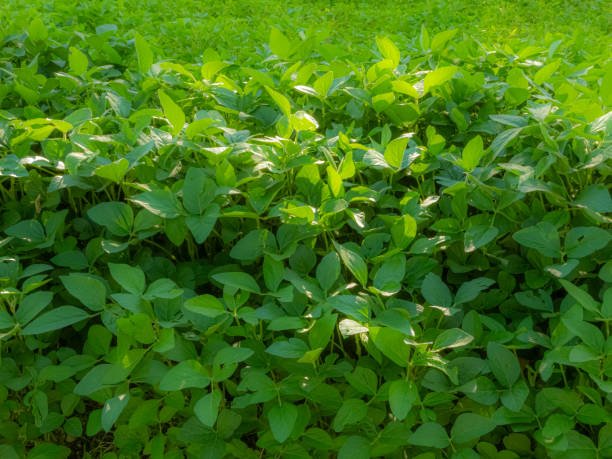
1,1,611,458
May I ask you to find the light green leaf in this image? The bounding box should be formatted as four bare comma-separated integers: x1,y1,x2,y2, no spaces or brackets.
265,86,291,118
158,89,185,136
134,32,153,74
269,27,292,60
423,66,458,94
68,47,88,75
376,36,400,67
385,135,410,169
460,135,484,171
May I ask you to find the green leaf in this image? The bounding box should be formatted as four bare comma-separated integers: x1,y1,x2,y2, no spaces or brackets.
501,379,529,412
117,313,156,344
407,422,450,448
143,278,183,300
21,306,89,335
486,342,520,388
565,226,612,258
88,202,133,237
211,271,261,294
391,214,417,249
158,89,185,136
454,278,495,305
268,403,298,443
338,436,370,459
186,204,220,243
513,221,561,258
391,79,419,98
263,255,284,292
5,219,45,242
108,263,145,295
134,31,153,74
491,127,524,156
27,17,48,42
464,225,499,252
433,328,474,350
451,413,496,443
422,273,452,308
333,241,368,287
332,398,368,432
15,291,53,326
131,190,184,219
559,279,600,313
308,313,337,350
94,159,129,184
370,327,411,367
373,253,406,292
534,60,560,84
182,168,216,214
101,393,130,432
376,36,400,67
214,347,254,366
316,252,340,291
194,390,222,427
230,229,274,261
68,47,88,75
265,86,291,118
61,274,106,311
542,413,574,439
266,338,308,359
269,27,292,60
159,360,210,391
388,380,418,420
184,294,226,317
430,29,458,52
460,135,484,171
423,66,458,94
575,184,612,213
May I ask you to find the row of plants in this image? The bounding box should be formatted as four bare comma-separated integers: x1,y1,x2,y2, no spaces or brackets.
0,11,611,459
